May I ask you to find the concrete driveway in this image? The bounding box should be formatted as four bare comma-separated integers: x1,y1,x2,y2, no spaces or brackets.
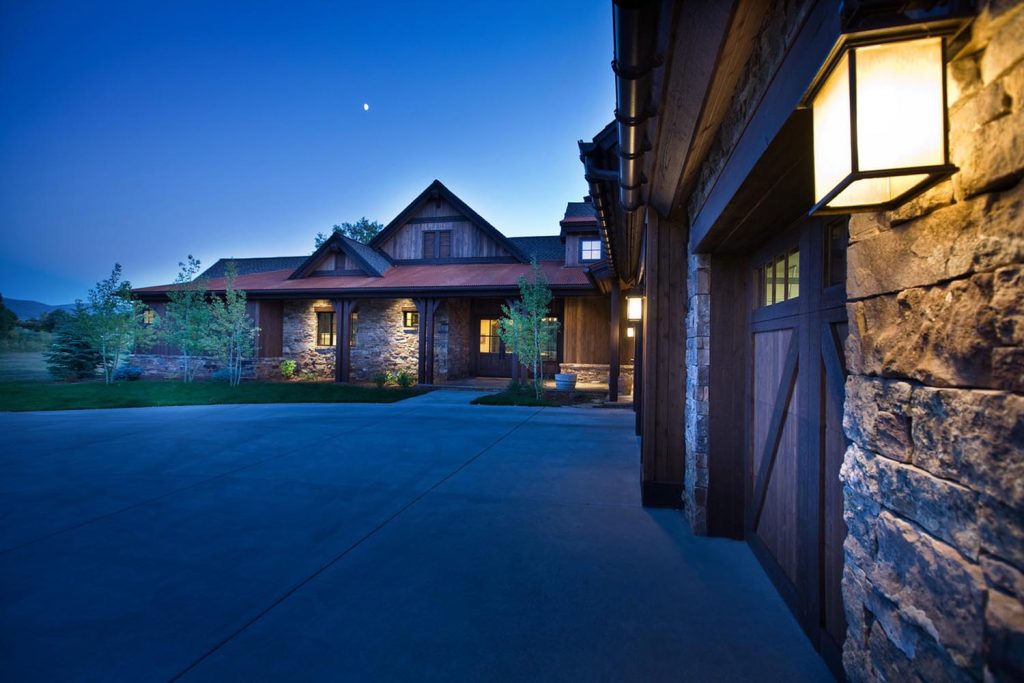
0,391,832,682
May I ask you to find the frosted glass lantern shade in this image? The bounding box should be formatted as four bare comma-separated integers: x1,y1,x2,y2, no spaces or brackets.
626,296,643,321
810,36,955,214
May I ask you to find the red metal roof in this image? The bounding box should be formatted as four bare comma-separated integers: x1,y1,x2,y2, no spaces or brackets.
134,260,594,297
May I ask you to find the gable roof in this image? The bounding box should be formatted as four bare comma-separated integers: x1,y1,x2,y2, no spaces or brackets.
510,236,564,261
563,200,597,220
201,256,307,279
289,232,391,279
370,180,530,263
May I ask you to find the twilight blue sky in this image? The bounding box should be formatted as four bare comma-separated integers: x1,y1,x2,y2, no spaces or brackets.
0,1,613,303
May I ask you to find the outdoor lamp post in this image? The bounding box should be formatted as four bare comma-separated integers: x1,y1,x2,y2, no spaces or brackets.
807,33,957,214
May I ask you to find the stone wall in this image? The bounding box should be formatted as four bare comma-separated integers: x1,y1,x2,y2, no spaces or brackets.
282,299,336,378
130,354,285,381
684,254,711,535
558,362,634,396
841,5,1024,681
348,298,420,381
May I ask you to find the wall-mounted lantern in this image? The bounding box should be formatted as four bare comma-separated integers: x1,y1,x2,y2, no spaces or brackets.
806,32,957,214
626,296,643,322
626,326,635,338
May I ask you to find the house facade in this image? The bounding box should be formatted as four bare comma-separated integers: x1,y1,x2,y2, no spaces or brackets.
133,180,634,395
587,0,1022,680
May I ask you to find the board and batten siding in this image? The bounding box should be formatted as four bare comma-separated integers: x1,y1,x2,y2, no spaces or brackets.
562,296,610,364
377,196,512,260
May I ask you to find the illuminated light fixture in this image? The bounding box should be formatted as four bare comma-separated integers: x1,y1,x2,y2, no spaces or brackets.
806,33,957,214
626,326,635,338
626,296,643,322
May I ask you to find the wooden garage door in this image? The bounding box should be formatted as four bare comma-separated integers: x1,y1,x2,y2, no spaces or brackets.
747,217,849,674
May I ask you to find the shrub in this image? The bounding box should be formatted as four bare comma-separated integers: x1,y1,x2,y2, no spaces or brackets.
301,371,317,382
114,366,143,381
280,359,297,379
371,371,388,388
211,368,233,382
395,370,414,388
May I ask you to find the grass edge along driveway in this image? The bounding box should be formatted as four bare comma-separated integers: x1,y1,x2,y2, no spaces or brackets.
0,380,428,412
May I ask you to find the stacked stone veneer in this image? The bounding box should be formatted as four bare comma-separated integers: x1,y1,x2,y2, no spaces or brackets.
134,297,472,384
558,363,635,396
684,254,711,535
841,5,1024,680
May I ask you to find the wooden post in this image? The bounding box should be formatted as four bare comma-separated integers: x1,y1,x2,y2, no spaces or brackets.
640,210,687,508
634,318,643,436
334,299,357,383
504,297,520,382
609,281,621,402
415,298,440,384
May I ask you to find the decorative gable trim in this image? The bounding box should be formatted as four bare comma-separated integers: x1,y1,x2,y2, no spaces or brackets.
289,233,390,279
370,179,530,263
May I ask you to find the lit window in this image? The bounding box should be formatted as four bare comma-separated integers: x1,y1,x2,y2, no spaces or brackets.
540,316,559,360
755,249,800,308
143,309,156,325
580,239,602,261
403,310,419,328
316,311,335,346
479,319,500,353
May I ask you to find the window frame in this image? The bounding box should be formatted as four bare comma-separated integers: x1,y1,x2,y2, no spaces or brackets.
579,238,602,262
422,229,453,259
315,310,336,347
403,309,420,329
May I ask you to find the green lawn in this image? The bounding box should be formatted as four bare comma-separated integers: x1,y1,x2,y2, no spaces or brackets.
0,352,51,382
0,380,428,412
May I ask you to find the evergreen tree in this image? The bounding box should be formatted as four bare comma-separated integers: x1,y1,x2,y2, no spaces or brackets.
44,304,101,380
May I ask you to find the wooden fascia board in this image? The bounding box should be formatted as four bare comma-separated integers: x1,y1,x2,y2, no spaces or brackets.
645,0,737,218
688,0,841,253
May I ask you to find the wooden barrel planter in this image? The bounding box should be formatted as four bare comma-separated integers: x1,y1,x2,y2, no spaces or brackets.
554,373,577,391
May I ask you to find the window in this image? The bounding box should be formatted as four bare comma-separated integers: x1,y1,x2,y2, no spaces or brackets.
143,309,156,325
825,219,848,288
479,319,500,353
540,316,559,360
422,230,452,259
580,238,602,262
755,248,800,308
316,311,335,346
403,310,419,329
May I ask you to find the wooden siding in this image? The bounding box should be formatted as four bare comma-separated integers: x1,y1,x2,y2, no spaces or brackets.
563,296,609,364
378,196,512,260
256,300,283,357
313,254,336,272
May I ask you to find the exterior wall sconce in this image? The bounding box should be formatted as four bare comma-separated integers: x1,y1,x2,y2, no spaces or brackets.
806,31,958,214
626,326,635,338
626,296,643,322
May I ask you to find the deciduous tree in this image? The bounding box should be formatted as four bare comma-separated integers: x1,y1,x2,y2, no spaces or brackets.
314,217,383,249
160,255,210,382
497,259,559,399
206,262,258,386
80,264,154,384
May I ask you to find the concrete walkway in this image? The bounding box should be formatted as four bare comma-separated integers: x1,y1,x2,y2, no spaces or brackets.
0,391,832,682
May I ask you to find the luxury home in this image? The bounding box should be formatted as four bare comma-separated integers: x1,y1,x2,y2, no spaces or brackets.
133,180,634,396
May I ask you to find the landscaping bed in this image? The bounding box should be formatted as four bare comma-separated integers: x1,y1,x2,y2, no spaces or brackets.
471,384,601,408
0,380,428,412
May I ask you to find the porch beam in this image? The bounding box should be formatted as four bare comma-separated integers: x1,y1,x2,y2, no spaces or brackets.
415,298,441,385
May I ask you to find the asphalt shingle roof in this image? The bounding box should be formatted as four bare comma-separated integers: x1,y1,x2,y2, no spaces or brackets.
200,257,308,280
340,236,392,275
510,236,565,261
563,201,597,219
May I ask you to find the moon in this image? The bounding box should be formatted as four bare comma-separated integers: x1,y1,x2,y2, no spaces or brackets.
363,103,369,111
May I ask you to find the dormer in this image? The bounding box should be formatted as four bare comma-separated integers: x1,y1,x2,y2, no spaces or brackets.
289,233,391,279
370,180,529,264
559,198,603,266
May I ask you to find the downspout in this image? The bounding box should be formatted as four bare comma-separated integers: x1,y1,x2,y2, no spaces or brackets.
613,0,659,213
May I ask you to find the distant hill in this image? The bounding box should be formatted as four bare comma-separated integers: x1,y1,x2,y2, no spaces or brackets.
4,299,76,320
